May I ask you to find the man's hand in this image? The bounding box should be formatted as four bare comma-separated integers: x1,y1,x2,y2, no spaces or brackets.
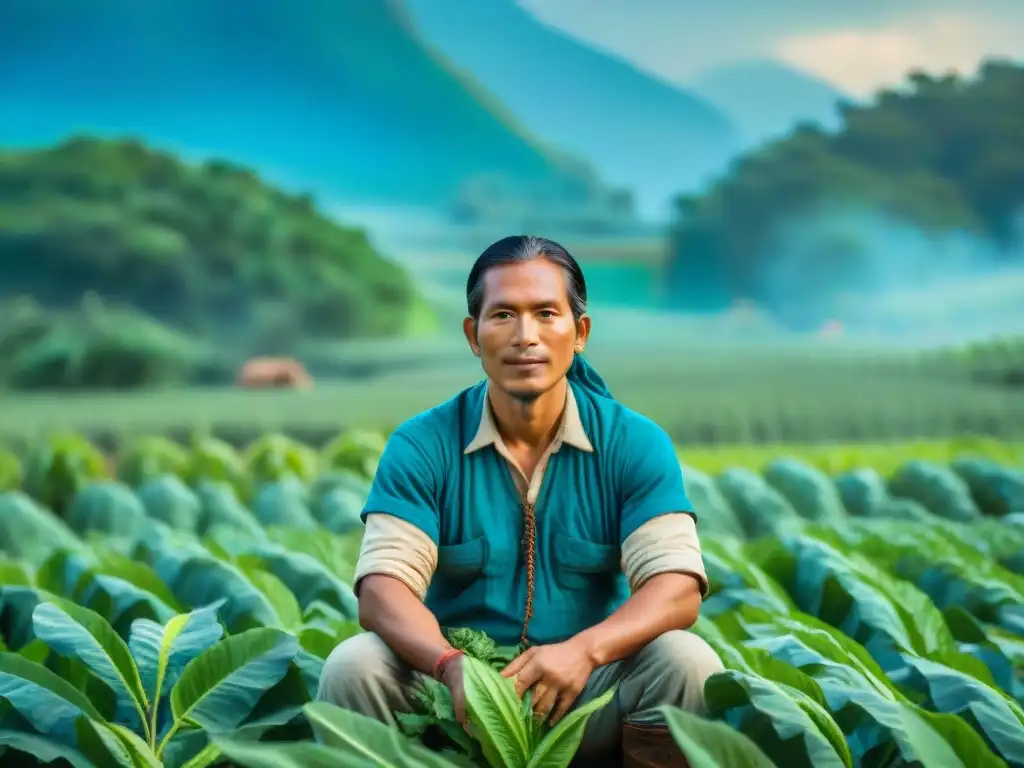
500,638,597,725
440,655,470,733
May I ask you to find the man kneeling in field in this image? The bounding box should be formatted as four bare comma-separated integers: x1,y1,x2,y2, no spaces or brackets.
317,235,724,767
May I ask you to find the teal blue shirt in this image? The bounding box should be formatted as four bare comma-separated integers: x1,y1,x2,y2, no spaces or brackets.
361,378,694,646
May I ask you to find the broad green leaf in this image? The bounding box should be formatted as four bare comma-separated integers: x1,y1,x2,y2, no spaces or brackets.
241,545,359,619
305,699,463,767
520,689,546,748
166,627,297,745
78,573,178,632
128,600,226,706
268,523,363,564
239,564,304,630
788,538,918,653
0,729,96,767
462,655,531,767
222,740,373,768
106,722,163,768
31,599,149,731
91,548,183,612
16,638,51,664
658,706,776,767
179,742,222,768
900,654,1024,764
159,556,280,632
214,735,459,768
0,490,83,566
74,718,135,768
297,626,337,659
763,616,901,699
845,696,976,768
293,648,326,699
0,652,105,739
705,671,849,767
526,686,615,768
0,585,59,650
778,683,853,768
745,633,983,767
302,599,347,625
0,558,32,587
703,540,794,609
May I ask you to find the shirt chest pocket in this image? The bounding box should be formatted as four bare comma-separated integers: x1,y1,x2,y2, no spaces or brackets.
436,536,512,582
552,532,620,591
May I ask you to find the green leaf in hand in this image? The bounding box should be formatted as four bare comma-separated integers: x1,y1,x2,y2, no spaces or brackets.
462,655,531,767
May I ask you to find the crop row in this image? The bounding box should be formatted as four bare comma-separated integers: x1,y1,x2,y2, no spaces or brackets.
2,432,1023,522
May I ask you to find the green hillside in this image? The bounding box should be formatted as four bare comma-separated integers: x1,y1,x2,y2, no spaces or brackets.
0,0,610,214
0,136,432,389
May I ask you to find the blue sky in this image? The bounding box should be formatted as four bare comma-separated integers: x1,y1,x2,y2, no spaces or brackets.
515,0,1024,97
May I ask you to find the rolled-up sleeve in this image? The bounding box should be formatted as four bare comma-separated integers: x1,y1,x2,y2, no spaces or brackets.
360,424,443,543
354,514,438,600
621,513,708,597
617,415,695,541
354,420,443,599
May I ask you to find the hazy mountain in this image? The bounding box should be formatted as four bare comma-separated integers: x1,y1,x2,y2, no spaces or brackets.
0,0,599,207
685,59,851,149
402,0,741,217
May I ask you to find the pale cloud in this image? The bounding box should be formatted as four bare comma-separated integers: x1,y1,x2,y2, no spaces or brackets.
774,13,1024,97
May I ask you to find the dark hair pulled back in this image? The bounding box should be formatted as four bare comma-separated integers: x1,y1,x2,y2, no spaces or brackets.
465,235,587,320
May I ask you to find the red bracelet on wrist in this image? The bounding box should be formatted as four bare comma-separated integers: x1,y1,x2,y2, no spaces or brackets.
433,648,463,681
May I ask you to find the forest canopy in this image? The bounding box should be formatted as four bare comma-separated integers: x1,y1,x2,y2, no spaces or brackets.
0,136,426,342
665,59,1024,322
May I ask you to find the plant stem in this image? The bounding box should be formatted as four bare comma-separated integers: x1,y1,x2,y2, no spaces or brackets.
156,719,181,758
135,700,152,746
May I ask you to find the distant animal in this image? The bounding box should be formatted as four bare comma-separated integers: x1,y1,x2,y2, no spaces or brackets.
236,357,313,389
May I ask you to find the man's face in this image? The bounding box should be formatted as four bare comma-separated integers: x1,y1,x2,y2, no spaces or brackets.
464,259,589,401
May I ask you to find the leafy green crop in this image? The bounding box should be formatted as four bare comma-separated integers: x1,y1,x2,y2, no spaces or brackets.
1,433,1024,766
0,596,296,766
214,655,616,768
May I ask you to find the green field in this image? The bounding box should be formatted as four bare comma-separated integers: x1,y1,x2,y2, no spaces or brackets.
3,335,1021,450
1,433,1023,766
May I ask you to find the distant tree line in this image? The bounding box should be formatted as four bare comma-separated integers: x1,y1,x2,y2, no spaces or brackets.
665,59,1024,323
0,137,431,389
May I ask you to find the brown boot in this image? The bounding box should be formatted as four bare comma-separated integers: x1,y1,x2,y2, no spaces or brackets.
622,722,692,768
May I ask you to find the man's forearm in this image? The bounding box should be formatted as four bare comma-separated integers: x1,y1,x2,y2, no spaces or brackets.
358,574,452,675
572,572,702,668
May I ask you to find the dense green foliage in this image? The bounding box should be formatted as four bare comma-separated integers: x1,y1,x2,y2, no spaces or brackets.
666,60,1024,318
0,432,1023,765
0,294,204,391
0,136,429,388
